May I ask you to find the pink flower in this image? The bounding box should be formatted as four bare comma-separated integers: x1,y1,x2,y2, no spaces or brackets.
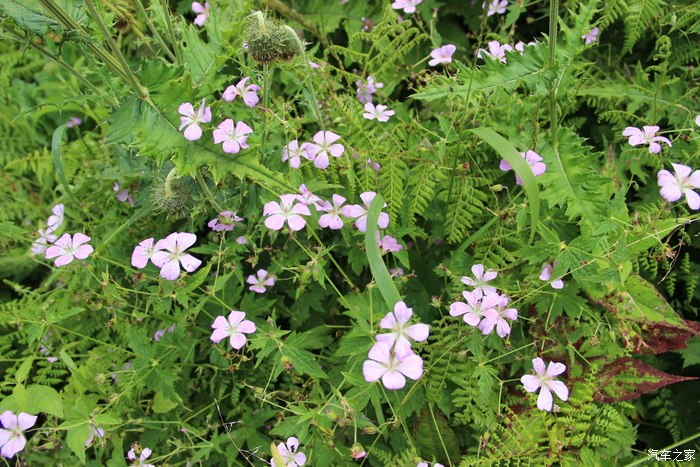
366,158,381,171
192,2,210,26
210,310,256,349
417,463,445,467
477,40,513,63
376,301,429,355
622,125,672,154
131,237,157,269
351,443,366,459
85,425,105,447
391,0,422,14
461,263,498,294
31,228,57,256
657,163,700,210
428,44,456,66
153,324,175,342
208,211,243,231
539,263,564,289
213,119,253,154
341,191,390,232
484,0,508,16
114,182,135,206
362,342,423,390
515,40,536,53
222,77,261,107
521,358,569,411
282,140,308,168
45,233,93,267
318,194,348,230
0,411,37,459
582,27,599,45
263,194,311,231
271,436,306,467
246,269,275,293
127,447,154,466
150,232,202,280
695,115,700,127
479,294,518,338
304,131,345,169
449,290,501,327
47,203,64,233
236,236,248,245
66,117,82,128
378,233,403,253
499,150,547,185
296,184,324,211
178,98,211,141
356,75,384,104
363,103,395,122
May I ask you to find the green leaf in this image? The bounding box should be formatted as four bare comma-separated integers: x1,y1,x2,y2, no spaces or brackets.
181,24,218,83
620,274,687,329
284,345,328,380
153,391,178,413
15,357,33,384
364,194,402,309
469,128,539,243
65,422,90,464
0,384,64,417
0,0,55,35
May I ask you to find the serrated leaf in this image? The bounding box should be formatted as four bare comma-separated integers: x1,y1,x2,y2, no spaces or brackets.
284,346,328,380
0,384,64,417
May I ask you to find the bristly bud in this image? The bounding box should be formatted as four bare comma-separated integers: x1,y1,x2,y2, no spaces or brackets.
151,168,190,217
244,11,303,64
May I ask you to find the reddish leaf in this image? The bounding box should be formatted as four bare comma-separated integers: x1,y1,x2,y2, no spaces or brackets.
631,320,700,355
594,357,696,403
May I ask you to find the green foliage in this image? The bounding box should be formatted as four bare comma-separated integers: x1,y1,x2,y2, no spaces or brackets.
0,0,698,465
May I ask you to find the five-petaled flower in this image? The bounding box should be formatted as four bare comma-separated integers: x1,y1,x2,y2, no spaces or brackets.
127,447,154,467
622,125,672,154
247,269,275,293
521,358,569,411
85,425,105,447
208,211,244,231
657,163,700,210
356,75,384,104
114,182,135,206
484,0,508,16
477,40,513,63
376,301,429,355
461,263,498,294
377,233,403,253
0,411,37,459
282,140,307,168
449,290,501,328
31,228,57,256
271,436,306,467
363,342,424,390
304,131,345,169
479,295,518,338
391,0,422,14
213,119,253,154
540,263,564,289
150,232,202,280
45,232,93,267
210,310,256,350
263,194,311,231
192,2,210,26
499,150,547,185
178,99,211,141
342,191,390,232
296,184,324,211
318,194,348,230
582,27,599,45
363,103,395,122
428,44,456,66
223,77,261,107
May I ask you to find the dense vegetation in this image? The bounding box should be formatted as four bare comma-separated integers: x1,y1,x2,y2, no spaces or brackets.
1,0,699,465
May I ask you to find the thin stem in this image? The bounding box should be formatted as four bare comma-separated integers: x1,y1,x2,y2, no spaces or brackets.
158,0,182,64
548,0,559,150
84,0,148,98
195,170,223,212
134,0,177,63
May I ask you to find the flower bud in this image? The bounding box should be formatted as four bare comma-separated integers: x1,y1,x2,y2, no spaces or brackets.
244,11,303,64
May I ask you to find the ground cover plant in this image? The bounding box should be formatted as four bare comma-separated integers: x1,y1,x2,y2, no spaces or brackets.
1,0,699,465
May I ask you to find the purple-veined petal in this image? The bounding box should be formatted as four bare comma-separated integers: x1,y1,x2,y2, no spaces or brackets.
382,370,406,390
362,360,385,382
548,380,569,401
537,386,554,411
521,375,541,392
159,260,181,280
